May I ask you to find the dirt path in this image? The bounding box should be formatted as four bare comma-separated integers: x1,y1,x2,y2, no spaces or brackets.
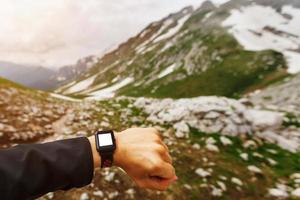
42,110,73,143
52,113,70,135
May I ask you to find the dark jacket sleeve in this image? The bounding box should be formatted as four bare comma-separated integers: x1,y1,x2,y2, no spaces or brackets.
0,137,94,200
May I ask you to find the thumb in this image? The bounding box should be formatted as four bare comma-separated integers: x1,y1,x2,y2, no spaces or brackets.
145,175,178,191
150,162,176,180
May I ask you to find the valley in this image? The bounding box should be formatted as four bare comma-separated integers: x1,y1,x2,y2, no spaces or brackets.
1,0,300,199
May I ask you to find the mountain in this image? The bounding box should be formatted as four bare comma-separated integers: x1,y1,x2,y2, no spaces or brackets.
50,55,99,88
0,55,98,91
0,61,56,90
57,0,300,100
1,1,300,199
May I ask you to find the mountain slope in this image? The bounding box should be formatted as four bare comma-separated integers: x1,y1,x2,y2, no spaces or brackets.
57,0,295,100
248,73,300,115
0,55,97,91
0,61,56,90
0,77,70,147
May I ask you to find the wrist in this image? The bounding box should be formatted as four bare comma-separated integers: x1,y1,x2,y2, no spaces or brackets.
88,136,101,168
113,131,123,167
88,131,122,169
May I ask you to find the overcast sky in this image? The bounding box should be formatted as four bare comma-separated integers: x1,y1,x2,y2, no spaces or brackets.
0,0,228,69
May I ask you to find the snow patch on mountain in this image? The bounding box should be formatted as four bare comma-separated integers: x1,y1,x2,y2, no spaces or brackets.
223,4,300,73
50,93,81,102
153,14,191,43
65,75,97,94
86,77,134,100
158,64,177,78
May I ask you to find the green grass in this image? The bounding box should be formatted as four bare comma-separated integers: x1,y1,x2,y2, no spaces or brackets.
118,28,287,99
283,113,300,128
0,77,29,90
171,128,300,199
189,129,300,177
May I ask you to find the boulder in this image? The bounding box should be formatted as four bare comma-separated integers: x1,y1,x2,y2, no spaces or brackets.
245,109,283,130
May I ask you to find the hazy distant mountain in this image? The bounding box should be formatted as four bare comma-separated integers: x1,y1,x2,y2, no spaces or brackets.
0,55,98,91
57,0,300,100
0,61,56,90
50,55,99,88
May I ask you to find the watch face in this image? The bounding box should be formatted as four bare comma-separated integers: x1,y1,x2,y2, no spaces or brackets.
98,133,113,147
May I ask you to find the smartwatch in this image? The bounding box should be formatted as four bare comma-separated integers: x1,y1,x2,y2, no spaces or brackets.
95,130,116,168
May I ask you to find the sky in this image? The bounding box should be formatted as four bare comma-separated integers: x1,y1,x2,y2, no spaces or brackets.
0,0,228,69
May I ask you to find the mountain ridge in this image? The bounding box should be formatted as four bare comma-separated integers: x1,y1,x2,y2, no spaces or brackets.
57,1,293,100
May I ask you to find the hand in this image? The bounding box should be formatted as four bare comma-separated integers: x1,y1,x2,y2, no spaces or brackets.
114,128,177,191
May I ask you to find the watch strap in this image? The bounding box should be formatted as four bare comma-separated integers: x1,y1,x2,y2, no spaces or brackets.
101,151,113,168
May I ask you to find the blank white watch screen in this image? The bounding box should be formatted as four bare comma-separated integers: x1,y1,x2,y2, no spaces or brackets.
98,133,113,147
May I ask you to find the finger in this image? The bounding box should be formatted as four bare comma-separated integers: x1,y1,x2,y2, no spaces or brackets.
161,142,169,152
153,143,172,164
144,176,176,191
150,162,176,180
161,152,172,164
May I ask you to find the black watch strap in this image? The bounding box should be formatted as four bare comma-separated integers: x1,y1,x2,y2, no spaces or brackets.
101,152,114,168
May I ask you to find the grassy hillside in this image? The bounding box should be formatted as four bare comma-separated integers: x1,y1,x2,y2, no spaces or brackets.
57,3,289,99
0,76,28,89
118,30,287,98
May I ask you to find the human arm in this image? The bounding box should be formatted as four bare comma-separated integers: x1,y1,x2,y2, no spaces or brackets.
0,127,176,199
89,128,177,190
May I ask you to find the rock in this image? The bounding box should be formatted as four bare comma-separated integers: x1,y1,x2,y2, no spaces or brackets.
104,171,115,182
220,136,232,146
217,181,227,191
134,96,251,137
240,153,249,161
173,121,189,138
80,193,89,200
206,144,219,152
192,143,201,150
243,140,257,149
267,149,278,154
219,176,228,181
205,111,220,119
268,188,288,198
294,179,300,184
206,137,217,144
195,168,211,178
108,191,119,199
100,121,110,128
93,190,104,197
253,152,263,158
267,158,277,166
247,165,263,174
291,188,300,197
245,109,283,130
211,186,223,197
260,131,299,153
125,188,135,195
291,173,300,179
184,184,192,190
231,177,243,186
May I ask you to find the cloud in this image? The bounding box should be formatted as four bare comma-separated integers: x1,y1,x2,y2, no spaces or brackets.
0,0,227,68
